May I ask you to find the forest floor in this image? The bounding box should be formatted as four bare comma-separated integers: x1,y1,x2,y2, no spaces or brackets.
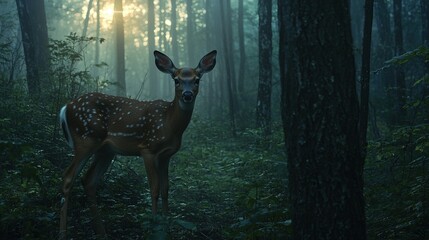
0,120,289,239
1,117,427,239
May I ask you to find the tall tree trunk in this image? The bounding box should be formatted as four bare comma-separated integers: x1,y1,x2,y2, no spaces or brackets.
237,0,245,94
225,0,239,115
81,0,94,38
278,0,286,141
94,0,100,81
186,0,195,63
374,0,394,93
220,0,237,137
15,0,50,98
393,0,406,123
205,0,213,118
283,0,366,238
171,0,179,65
256,0,272,135
422,0,429,77
114,0,126,97
360,0,374,160
147,0,156,96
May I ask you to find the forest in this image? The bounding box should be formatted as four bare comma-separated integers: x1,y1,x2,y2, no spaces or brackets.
0,0,428,239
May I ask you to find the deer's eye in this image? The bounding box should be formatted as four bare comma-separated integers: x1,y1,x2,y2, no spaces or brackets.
174,78,180,86
195,79,200,86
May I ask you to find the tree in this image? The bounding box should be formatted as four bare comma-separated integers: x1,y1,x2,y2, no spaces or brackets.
15,0,50,97
374,0,394,93
186,0,195,63
282,0,367,238
171,0,179,64
114,0,126,97
393,0,406,122
359,0,375,157
219,0,237,136
256,0,272,135
237,0,246,94
147,0,156,96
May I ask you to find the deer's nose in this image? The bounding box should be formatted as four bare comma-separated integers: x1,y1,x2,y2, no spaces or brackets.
182,91,194,102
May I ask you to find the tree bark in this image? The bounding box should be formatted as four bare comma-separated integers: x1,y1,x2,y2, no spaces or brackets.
278,0,286,141
374,0,394,92
359,0,374,158
283,0,367,238
147,0,156,95
256,0,272,135
171,0,179,64
15,0,50,97
114,0,126,97
186,0,195,63
237,0,246,94
220,0,237,137
393,0,406,123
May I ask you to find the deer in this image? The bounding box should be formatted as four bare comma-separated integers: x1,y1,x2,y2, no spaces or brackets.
58,50,217,239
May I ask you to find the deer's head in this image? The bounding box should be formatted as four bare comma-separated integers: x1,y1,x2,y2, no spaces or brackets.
154,50,217,111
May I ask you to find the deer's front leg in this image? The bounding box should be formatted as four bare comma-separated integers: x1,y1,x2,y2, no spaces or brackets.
158,158,170,213
143,154,160,214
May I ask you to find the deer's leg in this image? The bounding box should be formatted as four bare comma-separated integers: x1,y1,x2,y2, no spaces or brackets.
158,158,170,213
82,146,115,237
143,154,160,214
60,147,93,240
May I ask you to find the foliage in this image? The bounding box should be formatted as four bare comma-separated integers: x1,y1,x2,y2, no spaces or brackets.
48,32,109,100
365,45,429,239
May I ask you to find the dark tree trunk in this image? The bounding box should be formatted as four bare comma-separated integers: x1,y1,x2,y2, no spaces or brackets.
220,0,237,137
186,0,195,63
256,0,272,135
171,0,179,64
94,0,100,79
393,0,406,123
15,0,50,97
283,0,367,238
147,0,156,95
278,0,286,141
422,0,429,77
359,0,374,158
237,0,246,94
374,0,394,92
114,0,126,97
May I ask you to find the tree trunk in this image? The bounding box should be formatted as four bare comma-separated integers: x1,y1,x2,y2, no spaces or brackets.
283,0,367,238
393,0,406,123
237,0,246,94
374,0,394,93
15,0,50,98
114,0,126,97
256,0,272,135
147,0,156,96
81,0,94,38
94,0,100,81
278,0,286,141
359,0,374,158
220,0,237,137
186,0,195,63
422,0,429,78
171,0,179,65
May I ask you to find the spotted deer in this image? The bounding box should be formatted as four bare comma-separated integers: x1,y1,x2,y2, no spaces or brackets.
59,50,217,239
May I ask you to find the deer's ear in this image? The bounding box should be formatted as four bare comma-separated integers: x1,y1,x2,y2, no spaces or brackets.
196,50,217,75
154,51,177,75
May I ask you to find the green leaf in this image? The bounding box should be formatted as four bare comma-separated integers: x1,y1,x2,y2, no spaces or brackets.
175,219,197,231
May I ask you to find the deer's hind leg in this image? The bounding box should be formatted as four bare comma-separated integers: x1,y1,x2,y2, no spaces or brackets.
81,145,115,237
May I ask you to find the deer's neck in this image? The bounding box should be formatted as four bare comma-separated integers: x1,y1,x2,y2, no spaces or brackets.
167,99,194,136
